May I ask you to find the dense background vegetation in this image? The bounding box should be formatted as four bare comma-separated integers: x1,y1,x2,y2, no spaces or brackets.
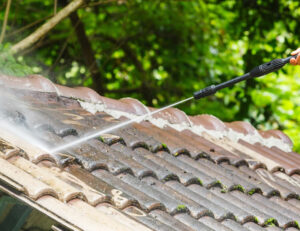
1,0,300,151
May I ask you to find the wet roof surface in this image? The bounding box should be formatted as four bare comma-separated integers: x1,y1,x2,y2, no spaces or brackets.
0,75,300,230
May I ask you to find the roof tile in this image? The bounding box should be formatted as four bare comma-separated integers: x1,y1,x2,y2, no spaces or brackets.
221,219,249,231
243,222,266,231
142,177,211,219
209,187,271,225
187,184,253,223
9,156,86,202
124,207,174,231
149,209,195,231
169,181,235,221
93,170,163,211
0,157,57,200
1,74,300,230
174,213,214,231
199,216,233,231
117,173,185,215
230,190,297,228
156,151,221,188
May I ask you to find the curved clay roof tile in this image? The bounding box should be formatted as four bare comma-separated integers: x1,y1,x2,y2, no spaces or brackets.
120,98,150,116
189,114,227,131
101,96,137,114
150,107,192,126
55,84,103,103
225,121,257,135
0,74,57,93
259,130,293,147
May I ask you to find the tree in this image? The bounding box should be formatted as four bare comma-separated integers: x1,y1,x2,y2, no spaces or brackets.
1,0,300,151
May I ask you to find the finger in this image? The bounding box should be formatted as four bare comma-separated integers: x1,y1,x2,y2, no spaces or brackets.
290,58,296,65
291,48,300,55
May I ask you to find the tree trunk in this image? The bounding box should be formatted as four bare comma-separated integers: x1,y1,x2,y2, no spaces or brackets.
69,11,104,93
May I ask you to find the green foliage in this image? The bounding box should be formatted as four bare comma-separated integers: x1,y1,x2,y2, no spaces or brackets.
0,44,32,76
1,0,300,151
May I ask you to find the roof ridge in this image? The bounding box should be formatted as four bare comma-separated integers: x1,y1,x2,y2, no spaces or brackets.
0,74,293,152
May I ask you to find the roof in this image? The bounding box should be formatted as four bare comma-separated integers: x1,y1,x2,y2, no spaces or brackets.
0,74,300,231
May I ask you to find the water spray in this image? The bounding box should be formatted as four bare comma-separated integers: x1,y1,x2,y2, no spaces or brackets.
49,54,298,153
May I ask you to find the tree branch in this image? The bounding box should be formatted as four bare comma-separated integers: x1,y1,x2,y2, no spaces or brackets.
0,0,12,44
5,15,52,39
10,0,85,54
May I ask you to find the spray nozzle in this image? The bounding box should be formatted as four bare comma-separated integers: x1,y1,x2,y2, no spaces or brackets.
193,54,298,100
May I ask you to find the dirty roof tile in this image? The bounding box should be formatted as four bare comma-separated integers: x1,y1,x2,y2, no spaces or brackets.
149,209,195,231
186,184,254,223
93,170,163,211
209,187,271,225
220,162,278,196
174,213,214,231
256,169,300,199
269,196,300,216
112,144,177,181
116,173,185,215
1,74,300,230
251,193,300,223
66,141,130,174
138,150,199,185
108,143,155,179
239,166,294,199
221,219,249,231
178,155,251,192
238,140,284,172
156,151,220,188
243,222,266,231
134,122,204,158
124,207,174,231
199,216,233,231
230,190,297,228
142,177,211,219
166,181,237,222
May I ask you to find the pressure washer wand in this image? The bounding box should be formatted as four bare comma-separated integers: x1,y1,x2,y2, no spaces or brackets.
193,54,298,100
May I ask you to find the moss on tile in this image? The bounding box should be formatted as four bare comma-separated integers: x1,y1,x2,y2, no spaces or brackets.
253,216,259,224
174,152,179,157
232,184,245,193
97,136,105,142
161,143,167,149
248,188,256,195
176,204,186,212
220,183,228,193
197,178,203,186
220,188,227,193
264,218,276,226
295,220,299,229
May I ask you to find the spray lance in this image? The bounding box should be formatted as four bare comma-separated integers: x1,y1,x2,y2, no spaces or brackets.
193,54,299,100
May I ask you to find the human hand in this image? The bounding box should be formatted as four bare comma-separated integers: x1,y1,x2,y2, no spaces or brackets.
290,48,300,65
